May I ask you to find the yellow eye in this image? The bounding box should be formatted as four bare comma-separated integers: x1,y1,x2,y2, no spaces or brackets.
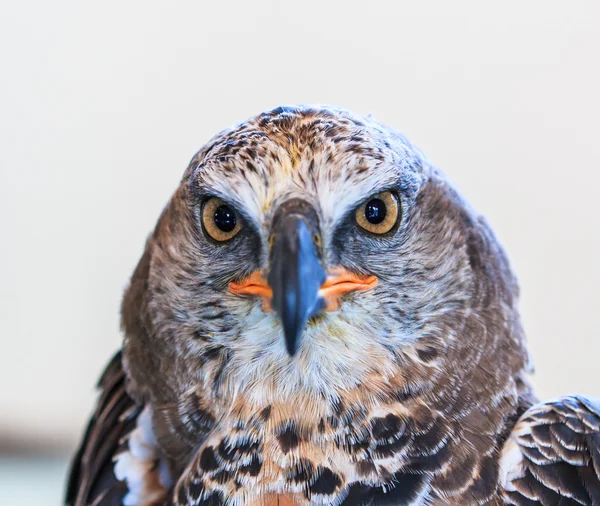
202,197,242,242
355,191,401,235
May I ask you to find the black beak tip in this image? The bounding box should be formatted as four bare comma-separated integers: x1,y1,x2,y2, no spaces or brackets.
285,333,300,356
281,296,325,357
281,311,307,357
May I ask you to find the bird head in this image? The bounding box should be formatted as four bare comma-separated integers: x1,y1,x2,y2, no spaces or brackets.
121,106,529,411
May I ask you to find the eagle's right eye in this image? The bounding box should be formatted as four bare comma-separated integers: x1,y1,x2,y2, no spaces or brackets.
202,197,242,242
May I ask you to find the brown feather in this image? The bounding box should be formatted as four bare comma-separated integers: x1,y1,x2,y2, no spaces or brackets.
501,396,600,505
66,351,141,506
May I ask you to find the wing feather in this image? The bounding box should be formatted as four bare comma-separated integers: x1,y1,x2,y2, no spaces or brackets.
500,395,600,505
65,351,142,506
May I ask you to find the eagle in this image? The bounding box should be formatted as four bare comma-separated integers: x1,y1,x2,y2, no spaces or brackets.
66,106,600,505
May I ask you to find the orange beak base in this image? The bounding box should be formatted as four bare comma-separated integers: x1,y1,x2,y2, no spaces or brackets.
229,271,273,311
319,267,378,310
228,268,377,313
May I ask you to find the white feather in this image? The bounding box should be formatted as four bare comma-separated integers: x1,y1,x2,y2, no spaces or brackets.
113,406,172,505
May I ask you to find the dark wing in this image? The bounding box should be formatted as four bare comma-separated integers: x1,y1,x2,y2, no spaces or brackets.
66,351,142,506
501,395,600,505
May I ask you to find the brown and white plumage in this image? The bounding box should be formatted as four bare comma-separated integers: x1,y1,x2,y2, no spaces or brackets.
66,106,600,505
500,396,600,505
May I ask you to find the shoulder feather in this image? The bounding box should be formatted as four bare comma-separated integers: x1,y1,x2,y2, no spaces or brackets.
499,395,600,505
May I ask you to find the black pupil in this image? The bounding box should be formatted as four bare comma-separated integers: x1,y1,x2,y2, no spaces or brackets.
213,205,236,232
365,199,387,225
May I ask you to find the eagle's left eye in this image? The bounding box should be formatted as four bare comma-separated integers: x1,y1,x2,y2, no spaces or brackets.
355,191,400,235
202,197,242,242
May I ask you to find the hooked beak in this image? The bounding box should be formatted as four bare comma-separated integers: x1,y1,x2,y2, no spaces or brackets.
228,203,377,356
268,214,326,355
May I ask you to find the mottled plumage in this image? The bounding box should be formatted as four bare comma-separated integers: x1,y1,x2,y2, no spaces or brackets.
66,106,600,505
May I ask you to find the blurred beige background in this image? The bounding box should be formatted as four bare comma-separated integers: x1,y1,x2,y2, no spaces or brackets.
1,0,599,503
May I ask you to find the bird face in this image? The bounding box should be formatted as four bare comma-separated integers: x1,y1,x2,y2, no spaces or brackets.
194,140,408,358
122,106,522,409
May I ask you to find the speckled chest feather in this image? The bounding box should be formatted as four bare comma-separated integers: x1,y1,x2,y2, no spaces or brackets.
157,312,524,506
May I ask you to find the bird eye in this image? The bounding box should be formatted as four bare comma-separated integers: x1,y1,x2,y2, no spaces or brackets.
202,197,242,242
355,191,400,235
